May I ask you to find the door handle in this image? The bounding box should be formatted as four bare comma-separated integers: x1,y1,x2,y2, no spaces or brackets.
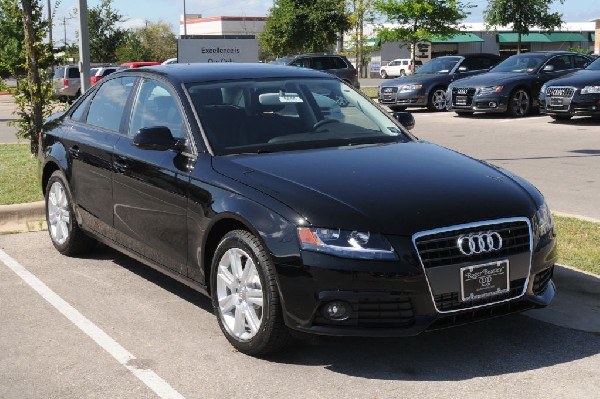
69,145,80,159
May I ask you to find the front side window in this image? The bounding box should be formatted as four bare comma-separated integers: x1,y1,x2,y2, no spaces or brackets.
492,54,546,73
547,55,572,71
573,55,590,69
129,79,187,139
187,77,411,155
86,76,136,132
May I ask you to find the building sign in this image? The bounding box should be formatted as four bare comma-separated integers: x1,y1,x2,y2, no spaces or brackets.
178,38,259,63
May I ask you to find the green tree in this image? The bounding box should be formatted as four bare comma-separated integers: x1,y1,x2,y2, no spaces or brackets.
0,0,26,78
260,0,350,56
484,0,564,54
347,0,378,78
88,0,127,62
1,0,57,154
374,0,472,70
116,21,176,63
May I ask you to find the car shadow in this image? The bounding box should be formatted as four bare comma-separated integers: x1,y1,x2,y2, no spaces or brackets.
548,116,600,125
83,243,600,381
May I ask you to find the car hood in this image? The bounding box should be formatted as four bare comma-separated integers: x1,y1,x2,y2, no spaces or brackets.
545,69,600,87
212,142,537,236
451,72,531,87
381,74,448,87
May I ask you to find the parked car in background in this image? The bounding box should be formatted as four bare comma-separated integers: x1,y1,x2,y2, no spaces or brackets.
90,66,118,85
539,56,600,120
40,63,556,356
288,53,360,88
380,59,423,78
52,64,81,101
117,61,161,71
379,54,501,111
447,51,595,117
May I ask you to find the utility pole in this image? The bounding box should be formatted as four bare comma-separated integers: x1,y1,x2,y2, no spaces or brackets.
183,0,187,37
77,0,90,93
47,0,52,48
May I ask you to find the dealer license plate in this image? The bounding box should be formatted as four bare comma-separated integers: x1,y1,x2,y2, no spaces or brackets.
460,260,510,302
456,96,467,105
550,97,563,106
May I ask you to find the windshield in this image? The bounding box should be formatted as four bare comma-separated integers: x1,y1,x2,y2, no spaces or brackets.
491,54,546,73
186,78,411,155
586,58,600,70
415,57,461,74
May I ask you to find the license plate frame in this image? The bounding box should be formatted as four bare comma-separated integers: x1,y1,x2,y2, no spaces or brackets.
456,95,467,105
550,97,563,106
460,260,510,302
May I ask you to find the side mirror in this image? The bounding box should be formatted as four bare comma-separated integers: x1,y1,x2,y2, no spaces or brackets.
133,126,182,151
457,66,468,73
393,111,415,130
542,65,555,72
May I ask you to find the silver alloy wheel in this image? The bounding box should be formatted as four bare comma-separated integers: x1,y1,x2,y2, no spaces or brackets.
47,181,71,245
510,89,530,116
431,89,447,110
216,247,264,341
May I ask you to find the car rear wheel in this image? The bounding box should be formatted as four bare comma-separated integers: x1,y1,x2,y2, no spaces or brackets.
380,70,388,79
427,88,448,111
399,70,406,77
211,230,291,356
45,170,96,255
507,89,531,117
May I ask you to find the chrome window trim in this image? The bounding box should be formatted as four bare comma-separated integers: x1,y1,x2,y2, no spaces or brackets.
412,217,532,314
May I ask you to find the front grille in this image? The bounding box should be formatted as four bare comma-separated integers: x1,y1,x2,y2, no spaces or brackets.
533,266,554,295
414,220,530,269
435,278,526,311
546,86,575,98
314,295,415,328
451,87,476,106
381,87,398,94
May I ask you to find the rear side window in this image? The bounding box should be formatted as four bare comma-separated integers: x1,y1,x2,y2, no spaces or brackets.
573,55,589,69
290,58,311,68
67,67,80,78
328,57,348,69
86,76,137,132
102,68,117,77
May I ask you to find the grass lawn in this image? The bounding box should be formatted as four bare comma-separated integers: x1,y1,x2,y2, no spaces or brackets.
360,86,378,99
0,143,43,205
0,143,598,276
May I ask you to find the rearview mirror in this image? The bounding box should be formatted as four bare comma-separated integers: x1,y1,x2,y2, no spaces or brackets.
393,111,415,130
542,65,555,72
133,126,182,151
457,66,468,73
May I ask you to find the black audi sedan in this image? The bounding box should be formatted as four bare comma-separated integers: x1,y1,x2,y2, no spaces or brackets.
378,53,501,111
539,56,600,120
40,63,556,356
448,51,595,117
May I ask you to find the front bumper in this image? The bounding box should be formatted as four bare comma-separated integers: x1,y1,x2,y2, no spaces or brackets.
540,92,600,116
275,219,557,337
448,90,509,113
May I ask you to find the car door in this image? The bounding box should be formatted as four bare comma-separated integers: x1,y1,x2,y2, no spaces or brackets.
112,77,195,277
535,55,576,95
65,75,137,235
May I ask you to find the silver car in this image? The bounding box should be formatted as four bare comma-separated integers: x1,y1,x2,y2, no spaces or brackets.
52,65,81,101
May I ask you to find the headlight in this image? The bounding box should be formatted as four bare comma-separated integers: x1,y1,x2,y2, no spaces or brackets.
540,83,547,94
477,86,503,95
399,84,422,93
297,227,398,260
533,203,554,238
581,86,600,94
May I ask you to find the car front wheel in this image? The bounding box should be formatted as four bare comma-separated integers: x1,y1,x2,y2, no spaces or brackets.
380,70,388,79
211,230,291,356
507,89,531,117
45,170,96,255
427,87,448,111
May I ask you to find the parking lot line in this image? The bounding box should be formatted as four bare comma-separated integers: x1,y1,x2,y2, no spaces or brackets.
0,249,185,399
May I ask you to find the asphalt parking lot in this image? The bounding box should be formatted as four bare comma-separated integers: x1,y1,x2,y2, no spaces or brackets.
1,232,599,399
1,93,599,398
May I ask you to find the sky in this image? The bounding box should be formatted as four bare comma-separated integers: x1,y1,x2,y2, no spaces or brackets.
51,0,597,46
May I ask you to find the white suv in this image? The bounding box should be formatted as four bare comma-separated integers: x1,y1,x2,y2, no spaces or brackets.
380,59,422,79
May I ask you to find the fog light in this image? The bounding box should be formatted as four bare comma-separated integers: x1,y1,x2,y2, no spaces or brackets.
322,301,352,320
489,102,497,108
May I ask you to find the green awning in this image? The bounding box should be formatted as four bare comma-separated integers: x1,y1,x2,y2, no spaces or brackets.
498,32,588,43
431,33,484,43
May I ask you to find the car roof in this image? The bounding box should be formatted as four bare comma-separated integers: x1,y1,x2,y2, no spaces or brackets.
117,63,334,84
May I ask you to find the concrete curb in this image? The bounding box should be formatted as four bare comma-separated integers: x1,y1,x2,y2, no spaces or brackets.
0,201,46,233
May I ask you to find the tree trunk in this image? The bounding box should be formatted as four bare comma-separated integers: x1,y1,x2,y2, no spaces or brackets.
517,32,522,54
21,0,43,155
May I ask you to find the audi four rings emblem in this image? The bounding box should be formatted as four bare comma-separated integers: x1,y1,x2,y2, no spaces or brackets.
383,87,393,93
457,231,503,256
457,88,468,94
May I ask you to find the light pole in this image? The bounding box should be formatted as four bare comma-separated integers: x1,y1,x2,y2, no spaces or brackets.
77,0,90,93
183,0,187,37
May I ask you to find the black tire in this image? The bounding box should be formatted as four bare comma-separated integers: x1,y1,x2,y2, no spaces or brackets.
211,230,291,356
507,88,531,117
380,70,388,79
399,70,406,77
455,111,474,117
389,105,407,111
427,87,448,111
45,170,96,256
551,115,572,121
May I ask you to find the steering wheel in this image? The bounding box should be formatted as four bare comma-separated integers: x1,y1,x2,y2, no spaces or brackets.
313,119,340,130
